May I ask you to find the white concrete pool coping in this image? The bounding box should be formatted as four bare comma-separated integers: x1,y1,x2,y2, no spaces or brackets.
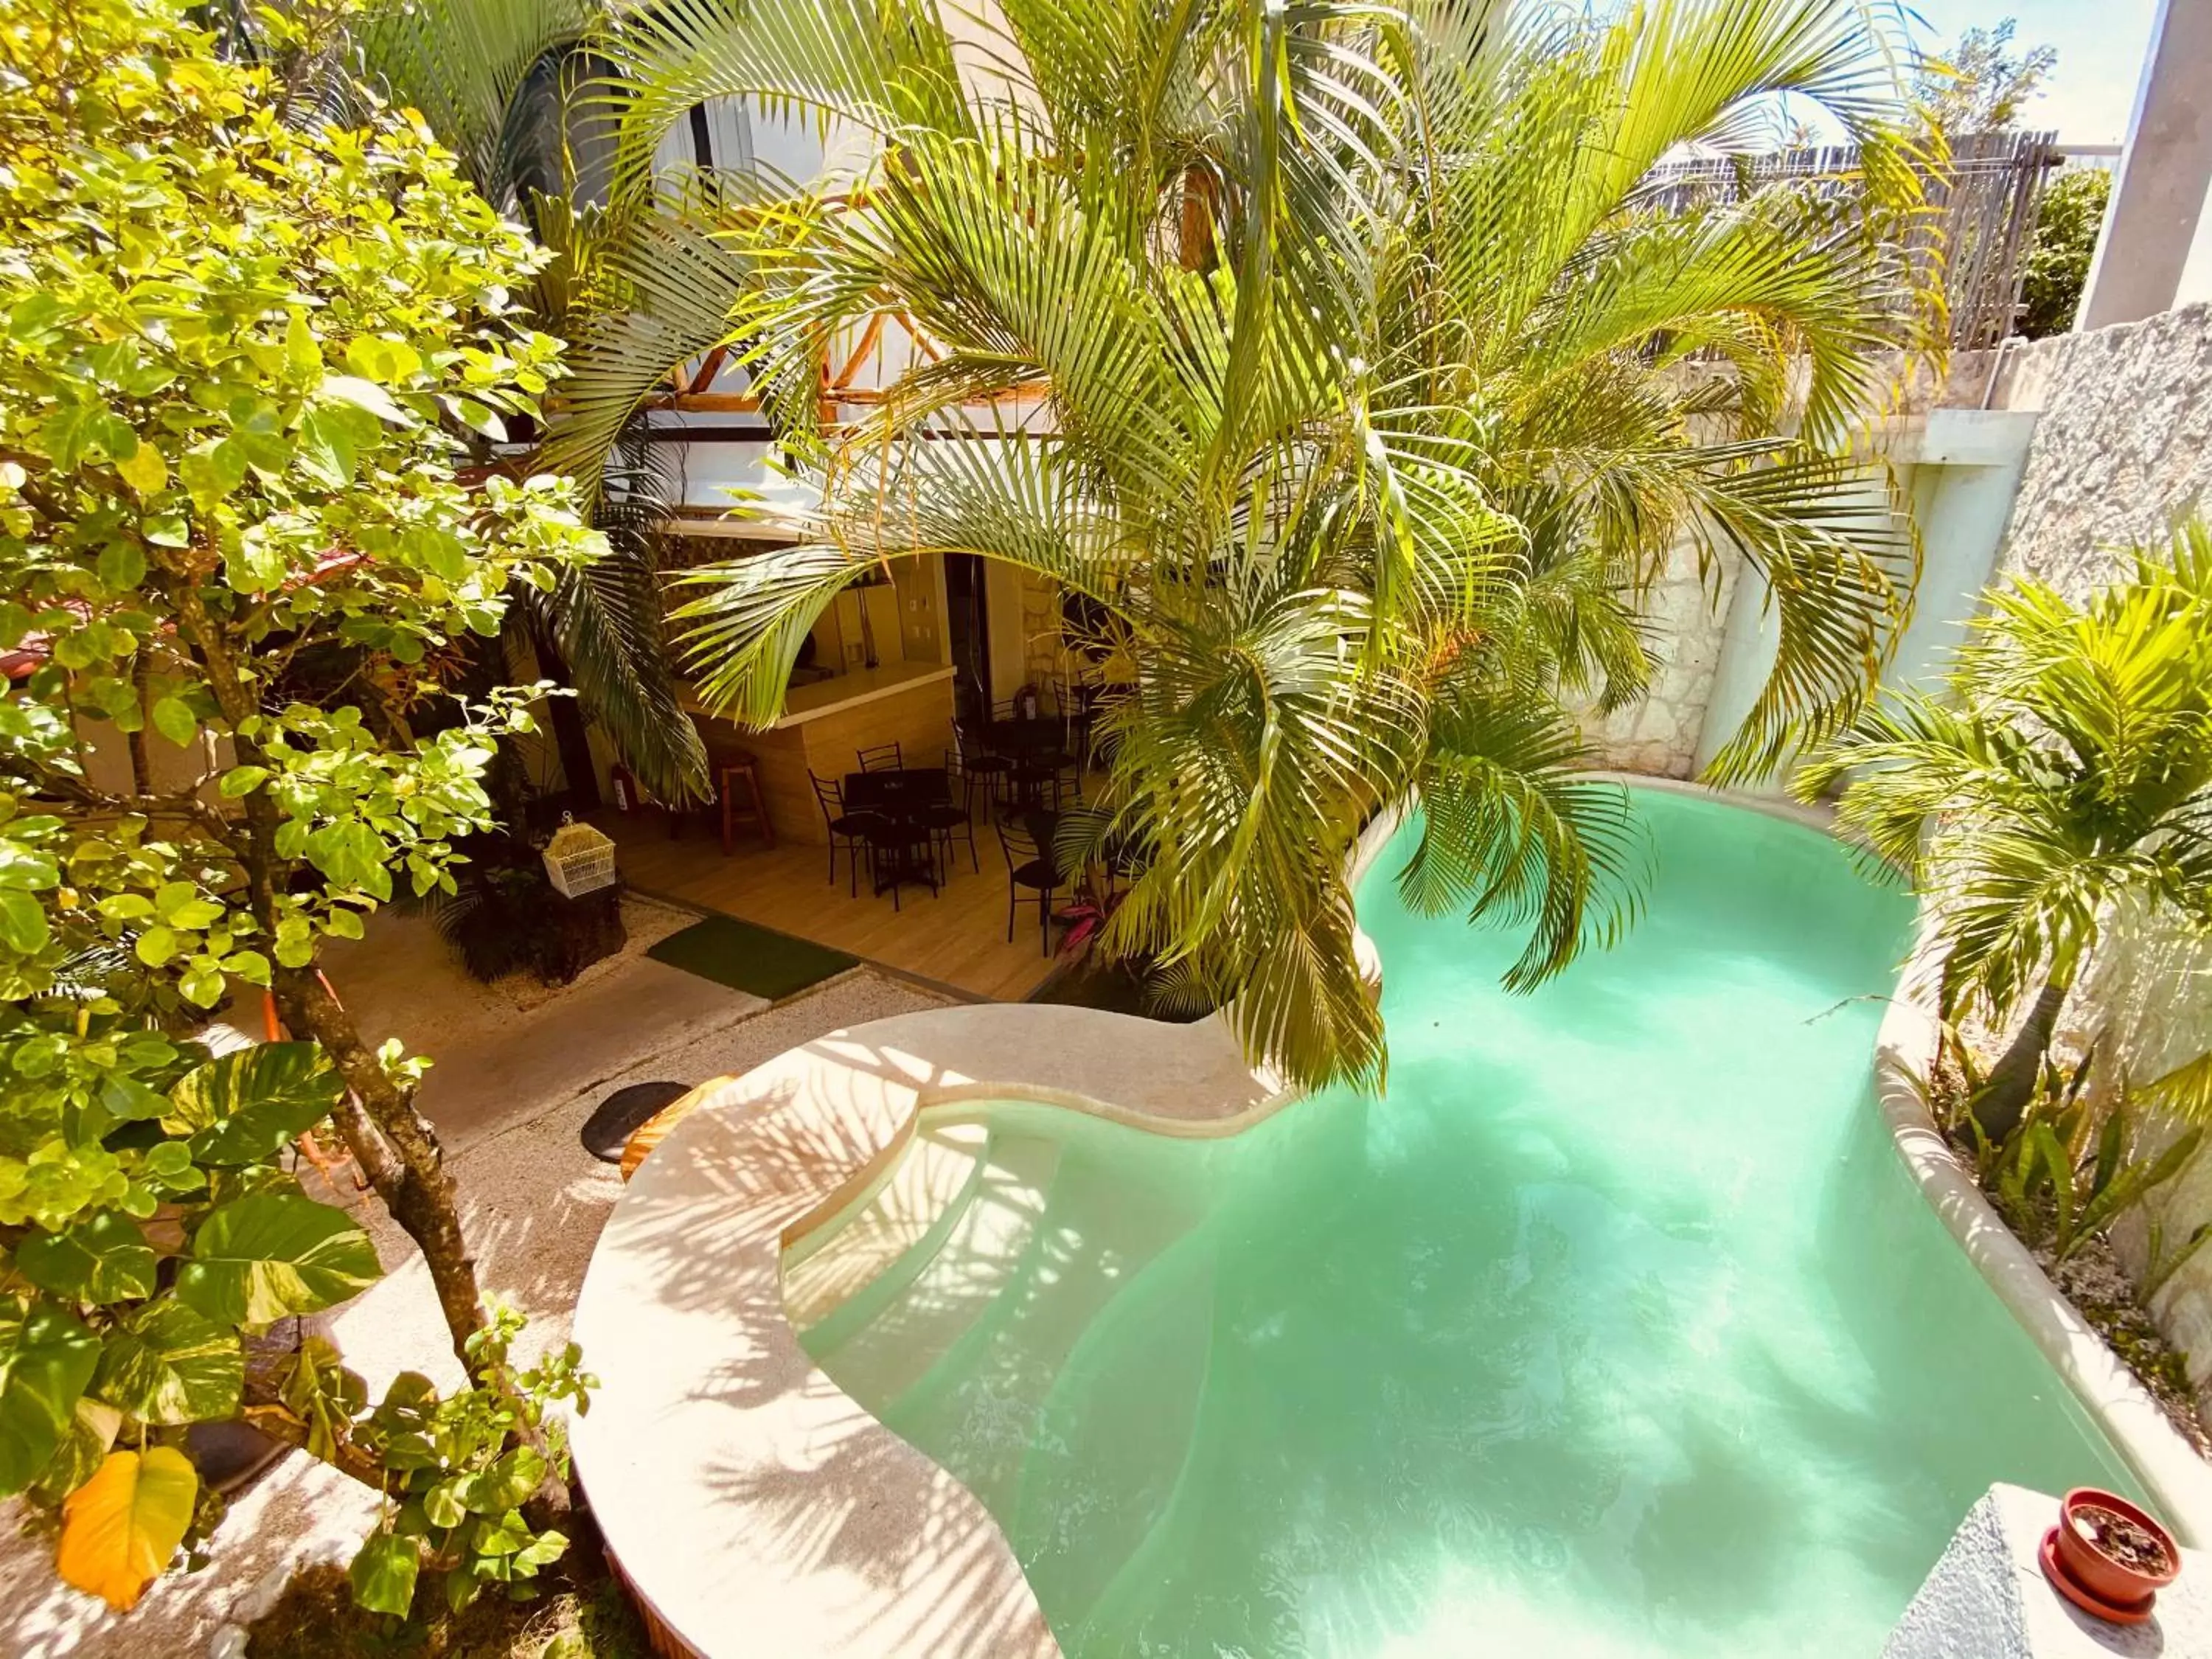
1871,920,2212,1546
570,779,2212,1656
569,1004,1282,1658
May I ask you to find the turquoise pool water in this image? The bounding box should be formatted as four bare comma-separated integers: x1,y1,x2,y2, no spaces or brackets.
783,787,2140,1657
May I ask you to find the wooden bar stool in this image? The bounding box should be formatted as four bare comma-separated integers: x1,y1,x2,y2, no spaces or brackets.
716,756,773,855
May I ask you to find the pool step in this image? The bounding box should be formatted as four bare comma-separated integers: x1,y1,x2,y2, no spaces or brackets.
1011,1223,1220,1632
790,1123,1063,1408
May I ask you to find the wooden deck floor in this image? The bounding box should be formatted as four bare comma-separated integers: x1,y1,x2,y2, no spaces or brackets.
595,808,1064,1004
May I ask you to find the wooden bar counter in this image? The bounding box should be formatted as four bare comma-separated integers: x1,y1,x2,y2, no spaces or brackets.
692,661,956,845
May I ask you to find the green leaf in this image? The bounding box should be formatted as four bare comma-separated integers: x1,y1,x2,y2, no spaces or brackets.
274,917,314,968
133,925,178,967
90,1300,242,1425
15,1214,157,1303
460,1446,545,1516
30,1397,122,1503
178,441,248,504
0,843,60,891
150,698,197,748
177,961,225,1009
114,442,167,497
342,336,422,385
222,949,272,987
0,1297,100,1495
220,398,291,476
319,375,408,425
349,1530,420,1618
175,1192,380,1326
422,1475,468,1529
0,891,50,954
218,766,271,799
95,540,147,591
100,1071,170,1122
153,881,222,926
295,408,360,489
168,1043,344,1159
41,402,97,470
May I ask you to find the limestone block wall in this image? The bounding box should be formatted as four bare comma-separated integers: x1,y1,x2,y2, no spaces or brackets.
1979,302,2212,599
1973,303,2212,1416
1583,539,1740,778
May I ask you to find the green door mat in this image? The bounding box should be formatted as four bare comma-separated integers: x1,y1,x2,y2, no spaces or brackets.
645,915,858,1001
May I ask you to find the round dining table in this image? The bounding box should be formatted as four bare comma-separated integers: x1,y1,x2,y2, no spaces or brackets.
840,768,950,906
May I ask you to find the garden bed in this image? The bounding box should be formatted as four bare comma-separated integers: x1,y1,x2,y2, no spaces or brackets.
246,1561,645,1659
1926,1051,2212,1463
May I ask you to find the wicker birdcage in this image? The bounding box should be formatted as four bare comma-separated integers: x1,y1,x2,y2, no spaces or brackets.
542,817,618,899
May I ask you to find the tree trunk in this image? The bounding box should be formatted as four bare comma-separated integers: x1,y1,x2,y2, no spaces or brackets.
167,574,494,1372
1972,977,2070,1144
273,965,489,1368
531,628,602,815
167,572,566,1522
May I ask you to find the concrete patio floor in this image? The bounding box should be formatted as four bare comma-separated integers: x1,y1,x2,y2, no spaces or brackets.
0,906,956,1659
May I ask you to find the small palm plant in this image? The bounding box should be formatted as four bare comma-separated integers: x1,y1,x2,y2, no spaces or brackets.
1798,524,2212,1140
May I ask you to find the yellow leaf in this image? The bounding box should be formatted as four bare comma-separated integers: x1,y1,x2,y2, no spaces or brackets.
115,441,167,497
55,1447,198,1610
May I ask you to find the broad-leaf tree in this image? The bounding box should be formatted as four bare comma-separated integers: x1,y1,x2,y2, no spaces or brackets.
584,0,1927,1088
0,0,595,1612
1799,526,2212,1141
1911,18,2057,138
2020,166,2112,341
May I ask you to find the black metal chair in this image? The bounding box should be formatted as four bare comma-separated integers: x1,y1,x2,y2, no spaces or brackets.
809,772,886,896
952,719,1012,813
855,741,904,773
1009,748,1071,814
996,815,1061,955
933,753,983,874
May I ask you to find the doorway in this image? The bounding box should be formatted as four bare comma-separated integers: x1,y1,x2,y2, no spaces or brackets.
945,552,992,723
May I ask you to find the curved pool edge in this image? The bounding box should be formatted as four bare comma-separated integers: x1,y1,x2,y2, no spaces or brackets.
570,782,2212,1658
568,1004,1287,1659
1872,921,2212,1546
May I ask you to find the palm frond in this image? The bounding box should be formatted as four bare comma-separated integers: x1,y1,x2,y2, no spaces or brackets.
521,433,712,802
355,0,602,212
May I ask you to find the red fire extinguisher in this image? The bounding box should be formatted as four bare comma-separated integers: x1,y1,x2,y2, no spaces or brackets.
609,761,637,814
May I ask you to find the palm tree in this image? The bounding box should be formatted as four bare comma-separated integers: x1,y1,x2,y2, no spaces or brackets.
344,0,714,805
1798,526,2212,1141
574,0,1931,1088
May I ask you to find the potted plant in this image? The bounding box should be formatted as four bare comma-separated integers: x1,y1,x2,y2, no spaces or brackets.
2042,1487,2181,1621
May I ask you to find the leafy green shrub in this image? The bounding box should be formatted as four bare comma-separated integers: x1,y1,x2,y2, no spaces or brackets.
2020,167,2113,339
285,1307,595,1617
0,0,607,1615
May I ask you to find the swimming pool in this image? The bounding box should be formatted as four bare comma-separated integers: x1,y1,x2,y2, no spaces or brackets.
782,787,2140,1657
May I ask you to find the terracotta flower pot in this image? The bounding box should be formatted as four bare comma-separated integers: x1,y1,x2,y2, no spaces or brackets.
2051,1488,2180,1615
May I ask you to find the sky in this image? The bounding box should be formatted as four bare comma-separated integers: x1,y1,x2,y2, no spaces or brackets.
1901,0,2160,145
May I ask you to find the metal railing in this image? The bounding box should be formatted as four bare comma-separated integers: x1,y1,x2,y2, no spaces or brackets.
1640,130,2062,350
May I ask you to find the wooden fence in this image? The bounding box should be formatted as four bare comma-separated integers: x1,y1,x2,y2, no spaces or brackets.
1640,130,2062,350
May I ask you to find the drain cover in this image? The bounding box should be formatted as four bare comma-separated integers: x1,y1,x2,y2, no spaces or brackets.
581,1080,692,1164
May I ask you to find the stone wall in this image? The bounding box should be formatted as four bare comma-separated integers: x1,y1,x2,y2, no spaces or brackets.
1973,302,2212,1417
1979,302,2212,597
1584,539,1739,778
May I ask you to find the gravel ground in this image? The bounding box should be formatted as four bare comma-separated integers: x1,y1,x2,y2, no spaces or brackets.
0,953,956,1659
